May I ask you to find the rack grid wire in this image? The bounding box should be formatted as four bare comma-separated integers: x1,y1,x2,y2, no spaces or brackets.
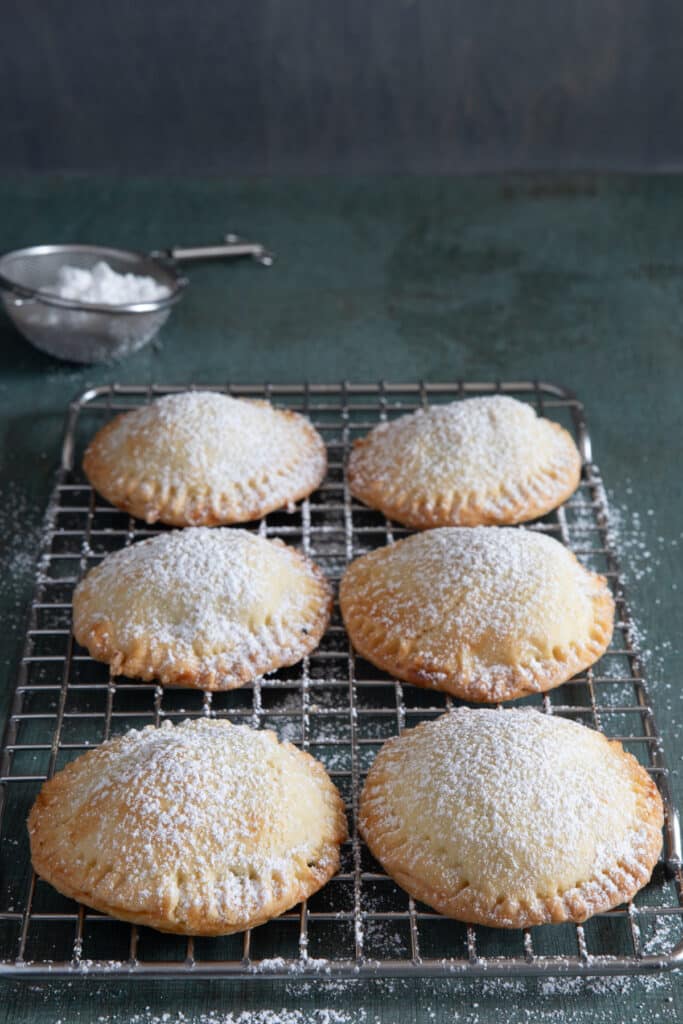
0,380,681,980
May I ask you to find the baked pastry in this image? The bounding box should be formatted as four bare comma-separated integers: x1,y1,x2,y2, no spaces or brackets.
73,528,332,689
348,395,581,528
360,708,663,928
28,718,348,935
340,527,613,702
83,391,327,525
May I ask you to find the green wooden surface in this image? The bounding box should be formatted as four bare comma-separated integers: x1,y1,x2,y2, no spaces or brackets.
0,173,681,1022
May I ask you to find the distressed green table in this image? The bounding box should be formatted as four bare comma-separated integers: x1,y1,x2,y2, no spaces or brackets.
0,174,681,1023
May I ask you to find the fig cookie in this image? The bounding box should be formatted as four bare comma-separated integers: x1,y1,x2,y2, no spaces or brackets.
84,391,327,526
360,708,663,928
73,527,332,690
348,395,581,528
340,526,613,703
29,718,348,935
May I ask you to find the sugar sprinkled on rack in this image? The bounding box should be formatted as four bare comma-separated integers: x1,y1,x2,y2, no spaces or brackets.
4,381,681,983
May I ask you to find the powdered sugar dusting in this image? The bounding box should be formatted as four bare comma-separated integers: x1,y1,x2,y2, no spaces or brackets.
93,391,325,495
350,396,577,503
31,718,343,930
342,527,604,691
104,1012,363,1024
362,709,657,919
356,526,592,644
22,971,679,1024
73,527,328,679
44,261,171,305
6,383,680,1014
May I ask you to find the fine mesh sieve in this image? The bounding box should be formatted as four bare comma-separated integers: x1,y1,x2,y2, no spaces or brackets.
0,234,273,364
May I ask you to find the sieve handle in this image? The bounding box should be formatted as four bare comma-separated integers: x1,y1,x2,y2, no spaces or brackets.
156,233,274,267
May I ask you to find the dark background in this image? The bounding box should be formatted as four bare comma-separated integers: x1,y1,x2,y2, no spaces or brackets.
4,0,683,176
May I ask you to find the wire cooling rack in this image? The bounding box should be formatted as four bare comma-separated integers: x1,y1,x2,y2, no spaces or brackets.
0,380,681,980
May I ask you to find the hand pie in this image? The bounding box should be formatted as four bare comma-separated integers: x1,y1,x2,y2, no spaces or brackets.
83,391,327,526
340,527,613,702
348,395,581,528
360,708,663,928
28,718,348,935
73,527,332,689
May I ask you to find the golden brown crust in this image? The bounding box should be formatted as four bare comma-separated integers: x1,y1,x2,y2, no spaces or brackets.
74,554,333,691
72,530,333,690
348,407,582,530
343,572,614,703
359,713,664,929
30,764,346,936
340,530,615,703
28,720,348,935
83,397,327,527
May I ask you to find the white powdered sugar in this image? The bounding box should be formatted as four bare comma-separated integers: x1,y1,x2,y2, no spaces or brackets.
43,261,171,306
350,396,576,498
31,971,679,1024
95,391,325,494
366,526,590,643
74,527,325,674
36,718,341,927
111,1012,361,1024
342,527,603,691
362,709,653,916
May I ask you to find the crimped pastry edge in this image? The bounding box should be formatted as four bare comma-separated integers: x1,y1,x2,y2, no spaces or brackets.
359,722,664,929
340,547,615,703
28,730,348,936
348,420,581,529
73,542,333,690
83,404,327,526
